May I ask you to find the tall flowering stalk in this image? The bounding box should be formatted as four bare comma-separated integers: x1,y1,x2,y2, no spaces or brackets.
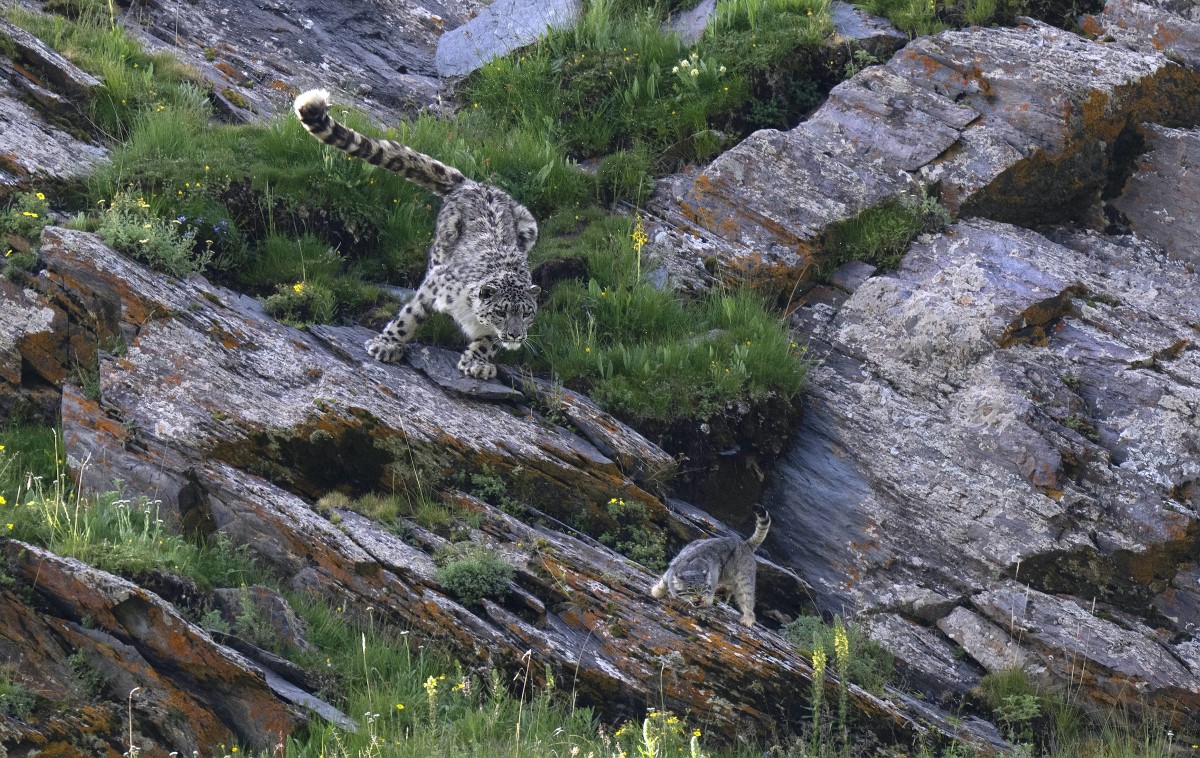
631,215,648,280
810,639,826,753
834,617,851,755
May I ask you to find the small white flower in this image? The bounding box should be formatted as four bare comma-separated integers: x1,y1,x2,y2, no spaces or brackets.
690,68,699,77
719,65,726,73
680,59,690,68
672,66,679,73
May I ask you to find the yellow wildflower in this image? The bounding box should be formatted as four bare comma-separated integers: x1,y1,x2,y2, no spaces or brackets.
834,618,850,668
21,212,38,218
293,282,305,294
35,192,45,201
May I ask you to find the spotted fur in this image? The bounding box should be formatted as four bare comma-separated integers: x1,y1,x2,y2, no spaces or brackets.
294,89,539,379
650,506,771,627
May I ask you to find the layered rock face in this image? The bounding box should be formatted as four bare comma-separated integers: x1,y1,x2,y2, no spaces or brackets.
773,219,1200,723
649,16,1200,292
0,227,1006,754
640,0,1200,732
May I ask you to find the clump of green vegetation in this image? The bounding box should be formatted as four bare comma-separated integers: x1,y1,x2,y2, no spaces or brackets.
0,674,35,719
0,190,51,240
316,489,456,532
96,191,216,277
463,0,833,167
784,614,894,692
821,188,950,274
0,425,259,590
526,214,807,423
5,5,206,140
597,496,667,569
434,543,515,606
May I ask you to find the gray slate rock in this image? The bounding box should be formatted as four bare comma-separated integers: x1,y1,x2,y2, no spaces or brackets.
436,0,581,78
1083,0,1200,67
665,0,716,45
830,1,908,57
106,0,488,125
767,219,1200,728
650,20,1200,291
1110,124,1200,264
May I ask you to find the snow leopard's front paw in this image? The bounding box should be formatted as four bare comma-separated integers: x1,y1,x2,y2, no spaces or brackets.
457,353,497,380
366,335,406,363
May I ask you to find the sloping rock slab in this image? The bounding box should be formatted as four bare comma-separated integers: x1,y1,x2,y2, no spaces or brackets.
651,20,1200,292
766,219,1200,728
1110,123,1200,263
0,278,66,422
36,226,656,525
27,228,1011,750
0,85,108,193
1,540,297,754
0,17,102,96
1082,0,1200,68
972,582,1200,720
114,0,486,125
436,0,580,78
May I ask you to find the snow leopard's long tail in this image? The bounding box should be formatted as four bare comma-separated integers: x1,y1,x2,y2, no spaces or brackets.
294,89,466,197
745,506,772,550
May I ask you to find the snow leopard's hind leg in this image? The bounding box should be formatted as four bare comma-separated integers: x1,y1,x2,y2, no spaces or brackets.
366,289,433,362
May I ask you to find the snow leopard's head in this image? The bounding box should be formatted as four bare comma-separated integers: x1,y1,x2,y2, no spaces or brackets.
474,274,541,351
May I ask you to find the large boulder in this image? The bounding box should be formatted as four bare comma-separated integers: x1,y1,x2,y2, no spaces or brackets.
0,540,298,756
649,19,1200,293
0,18,109,194
769,218,1200,728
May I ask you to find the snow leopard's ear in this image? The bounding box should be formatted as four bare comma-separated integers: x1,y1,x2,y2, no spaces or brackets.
514,206,538,253
478,283,497,300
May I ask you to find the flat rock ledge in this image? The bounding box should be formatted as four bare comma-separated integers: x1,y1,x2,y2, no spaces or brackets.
649,13,1200,294
0,226,1011,752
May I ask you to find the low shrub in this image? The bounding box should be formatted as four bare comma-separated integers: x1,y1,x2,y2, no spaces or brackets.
435,545,515,606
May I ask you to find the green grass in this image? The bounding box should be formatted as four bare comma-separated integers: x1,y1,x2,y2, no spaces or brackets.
462,0,833,165
4,5,207,141
524,214,807,423
0,425,258,590
820,190,950,274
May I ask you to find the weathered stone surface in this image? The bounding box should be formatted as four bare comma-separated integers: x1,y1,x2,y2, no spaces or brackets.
830,1,908,58
400,340,526,401
972,582,1200,718
665,0,716,45
435,0,580,78
0,278,67,422
103,0,489,125
1,540,298,755
4,227,1007,750
1110,124,1200,263
937,606,1030,674
0,17,102,96
522,375,678,489
650,20,1200,292
0,85,109,192
865,612,986,703
766,218,1200,727
1082,0,1200,68
212,585,314,653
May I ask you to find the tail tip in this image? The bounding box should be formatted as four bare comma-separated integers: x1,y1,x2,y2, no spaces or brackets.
294,88,331,121
753,505,770,522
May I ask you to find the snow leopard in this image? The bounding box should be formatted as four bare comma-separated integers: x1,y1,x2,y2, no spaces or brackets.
294,89,540,380
651,506,771,627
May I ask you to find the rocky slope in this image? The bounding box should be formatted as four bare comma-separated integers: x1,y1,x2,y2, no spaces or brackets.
3,0,1200,753
1,226,1009,754
643,0,1200,736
